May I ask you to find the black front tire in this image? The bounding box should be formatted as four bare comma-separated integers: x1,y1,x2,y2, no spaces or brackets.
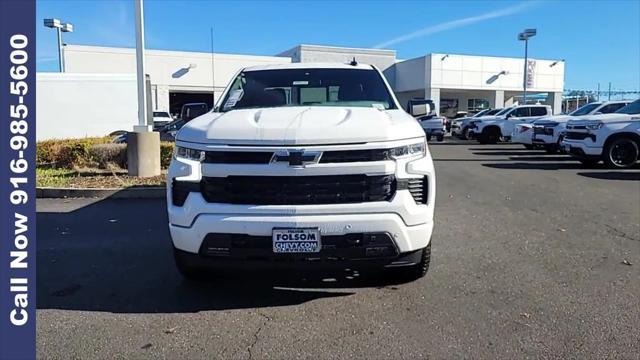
436,134,444,142
603,136,639,169
461,127,470,140
544,145,559,154
174,248,207,281
390,243,431,281
479,128,499,144
523,144,534,150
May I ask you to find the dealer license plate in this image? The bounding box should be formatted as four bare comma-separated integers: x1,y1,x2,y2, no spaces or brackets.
272,228,321,253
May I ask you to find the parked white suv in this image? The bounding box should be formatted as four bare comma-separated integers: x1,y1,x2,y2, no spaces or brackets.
563,99,640,168
451,108,502,139
167,63,436,280
529,101,630,153
469,105,552,144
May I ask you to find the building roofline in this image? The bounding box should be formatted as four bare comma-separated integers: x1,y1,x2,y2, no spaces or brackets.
397,52,563,63
244,62,375,71
63,44,290,61
282,43,396,56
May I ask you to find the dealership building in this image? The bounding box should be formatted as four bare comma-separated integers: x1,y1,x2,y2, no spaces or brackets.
36,43,565,139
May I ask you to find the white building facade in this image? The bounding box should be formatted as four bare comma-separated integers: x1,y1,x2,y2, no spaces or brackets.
62,44,564,116
63,45,291,116
34,44,564,140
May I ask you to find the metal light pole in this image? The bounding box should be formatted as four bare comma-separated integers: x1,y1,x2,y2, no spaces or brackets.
518,28,537,104
44,18,73,72
128,0,161,177
134,0,148,130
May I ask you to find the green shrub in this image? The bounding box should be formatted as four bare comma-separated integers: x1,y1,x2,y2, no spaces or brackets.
160,142,175,169
37,137,175,170
36,137,112,167
87,143,127,169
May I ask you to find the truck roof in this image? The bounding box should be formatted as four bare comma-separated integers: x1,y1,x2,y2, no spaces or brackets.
243,62,376,72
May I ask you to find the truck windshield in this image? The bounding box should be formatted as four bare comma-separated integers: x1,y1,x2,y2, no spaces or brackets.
615,100,640,114
219,68,397,111
472,109,490,117
570,103,600,116
495,107,512,116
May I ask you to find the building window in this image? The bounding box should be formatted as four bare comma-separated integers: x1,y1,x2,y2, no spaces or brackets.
440,98,458,118
467,98,490,112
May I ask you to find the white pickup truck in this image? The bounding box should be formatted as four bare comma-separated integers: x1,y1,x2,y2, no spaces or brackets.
408,99,445,142
167,62,436,280
468,105,552,144
451,108,502,139
563,99,640,168
530,100,630,153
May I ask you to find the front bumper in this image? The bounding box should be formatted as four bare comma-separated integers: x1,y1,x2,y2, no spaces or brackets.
510,130,533,145
562,139,603,157
532,133,555,145
170,213,433,255
167,141,436,261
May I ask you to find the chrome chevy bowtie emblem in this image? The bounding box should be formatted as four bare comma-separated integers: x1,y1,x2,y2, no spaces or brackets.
271,150,321,167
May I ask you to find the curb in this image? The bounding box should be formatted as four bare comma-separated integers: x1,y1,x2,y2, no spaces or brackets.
36,186,166,199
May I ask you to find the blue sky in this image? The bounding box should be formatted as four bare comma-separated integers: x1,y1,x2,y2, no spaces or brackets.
37,0,640,92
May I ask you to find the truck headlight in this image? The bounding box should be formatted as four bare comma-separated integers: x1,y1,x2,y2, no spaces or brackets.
585,121,604,130
389,141,426,159
174,146,205,161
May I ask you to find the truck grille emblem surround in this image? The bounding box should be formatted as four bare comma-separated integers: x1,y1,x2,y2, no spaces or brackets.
271,150,321,167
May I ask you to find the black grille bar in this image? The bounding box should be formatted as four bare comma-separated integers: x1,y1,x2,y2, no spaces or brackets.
201,148,400,165
565,132,595,141
319,149,391,163
201,175,396,205
204,151,273,164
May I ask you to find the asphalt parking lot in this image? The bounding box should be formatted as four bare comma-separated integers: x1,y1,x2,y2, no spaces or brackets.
36,140,640,359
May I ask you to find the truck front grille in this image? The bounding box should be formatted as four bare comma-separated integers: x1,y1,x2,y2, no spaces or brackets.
204,151,272,164
201,148,399,164
200,175,396,205
533,126,553,135
565,131,594,141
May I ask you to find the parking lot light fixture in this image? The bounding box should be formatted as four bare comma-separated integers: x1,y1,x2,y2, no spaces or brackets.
44,18,73,72
518,28,537,104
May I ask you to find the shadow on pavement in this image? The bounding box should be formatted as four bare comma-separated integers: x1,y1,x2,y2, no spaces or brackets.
37,197,411,314
507,156,574,162
427,142,468,146
483,162,585,170
434,158,512,162
577,171,640,181
467,147,532,151
472,151,546,156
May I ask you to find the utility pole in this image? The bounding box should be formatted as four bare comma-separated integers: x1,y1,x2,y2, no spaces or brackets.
135,0,147,129
128,0,161,177
44,19,73,72
597,83,600,101
210,26,215,109
518,29,536,104
608,82,611,101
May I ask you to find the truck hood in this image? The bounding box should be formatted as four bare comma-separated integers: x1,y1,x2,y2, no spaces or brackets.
176,107,423,145
567,113,636,126
533,114,572,124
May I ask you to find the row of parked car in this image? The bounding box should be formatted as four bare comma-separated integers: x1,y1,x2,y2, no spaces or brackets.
448,99,640,169
114,102,209,143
